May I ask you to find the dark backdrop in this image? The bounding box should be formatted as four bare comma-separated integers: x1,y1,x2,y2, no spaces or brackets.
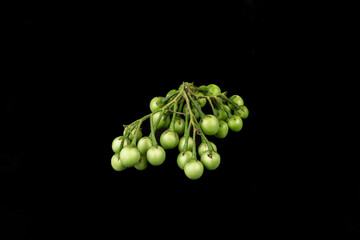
1,1,358,239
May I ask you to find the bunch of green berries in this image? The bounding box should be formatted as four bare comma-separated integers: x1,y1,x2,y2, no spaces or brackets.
111,82,249,180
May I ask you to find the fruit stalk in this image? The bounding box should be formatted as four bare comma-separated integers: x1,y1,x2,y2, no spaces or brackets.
192,116,214,152
168,101,178,131
219,95,241,110
206,96,217,116
149,112,158,146
183,115,192,151
161,90,179,104
185,87,206,118
131,119,142,146
183,90,214,152
215,97,233,117
125,84,185,131
191,121,197,160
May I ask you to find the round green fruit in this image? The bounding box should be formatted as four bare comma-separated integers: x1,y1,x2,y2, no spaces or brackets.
130,128,143,142
166,89,177,97
123,127,142,141
135,155,148,170
177,151,192,170
215,120,229,138
184,160,204,180
200,151,221,170
223,105,231,114
227,115,243,132
174,118,185,135
197,92,207,107
112,136,130,153
207,84,221,96
111,154,126,171
229,95,244,109
160,130,179,150
178,136,194,152
151,112,170,129
137,137,153,155
150,96,164,112
198,142,217,156
216,109,227,121
237,105,249,119
146,146,166,166
120,146,141,167
200,115,219,135
183,105,200,119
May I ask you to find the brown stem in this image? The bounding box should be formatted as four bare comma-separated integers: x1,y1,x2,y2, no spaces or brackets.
167,108,189,116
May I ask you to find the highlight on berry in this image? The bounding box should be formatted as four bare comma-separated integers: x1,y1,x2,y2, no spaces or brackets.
110,82,249,180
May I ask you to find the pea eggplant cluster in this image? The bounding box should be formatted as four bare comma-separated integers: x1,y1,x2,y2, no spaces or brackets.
111,82,249,180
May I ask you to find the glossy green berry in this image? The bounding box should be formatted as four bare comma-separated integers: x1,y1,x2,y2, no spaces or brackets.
160,130,179,150
207,84,221,96
237,105,249,119
184,160,204,180
120,146,141,167
112,136,130,153
137,137,153,155
200,151,221,170
174,118,185,136
111,154,126,171
177,151,192,170
150,96,164,112
178,136,194,152
215,120,229,138
200,115,219,135
147,146,166,166
198,142,217,156
228,95,244,109
135,155,148,170
227,115,243,132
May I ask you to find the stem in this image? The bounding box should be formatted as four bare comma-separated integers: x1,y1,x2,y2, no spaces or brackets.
123,122,139,138
191,120,197,160
162,90,179,104
149,117,154,142
123,126,131,139
169,101,178,131
167,109,187,116
184,90,206,118
119,128,132,152
219,95,241,110
192,116,214,151
183,112,189,150
183,91,206,151
154,109,165,130
131,120,142,146
187,87,226,99
206,96,218,116
183,91,195,121
149,112,158,146
193,85,209,95
184,90,214,152
200,134,205,143
122,83,187,148
215,96,233,117
184,115,192,151
125,84,185,130
176,98,184,119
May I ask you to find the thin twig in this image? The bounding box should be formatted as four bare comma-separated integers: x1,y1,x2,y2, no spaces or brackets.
194,127,201,135
167,108,189,116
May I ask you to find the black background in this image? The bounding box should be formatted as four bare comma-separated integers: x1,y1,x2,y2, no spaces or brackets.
1,1,358,239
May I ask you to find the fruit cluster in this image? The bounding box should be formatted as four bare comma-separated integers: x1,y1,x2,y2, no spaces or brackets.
111,82,249,180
